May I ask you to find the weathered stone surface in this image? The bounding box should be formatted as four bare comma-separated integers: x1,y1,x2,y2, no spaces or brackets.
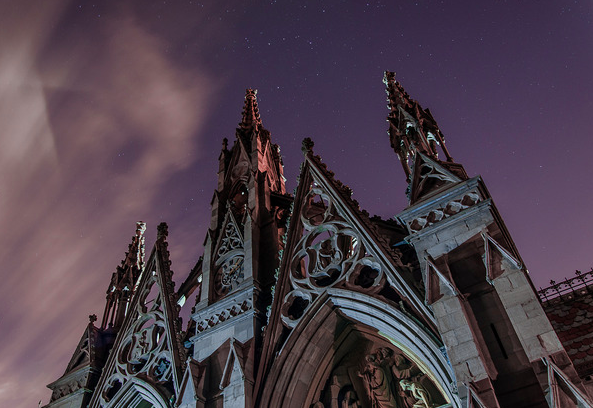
43,78,591,408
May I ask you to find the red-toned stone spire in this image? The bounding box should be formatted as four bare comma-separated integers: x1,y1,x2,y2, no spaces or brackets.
384,71,454,181
240,88,262,132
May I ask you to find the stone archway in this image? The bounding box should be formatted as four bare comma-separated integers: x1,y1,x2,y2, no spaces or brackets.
309,326,448,408
259,289,460,408
105,378,170,408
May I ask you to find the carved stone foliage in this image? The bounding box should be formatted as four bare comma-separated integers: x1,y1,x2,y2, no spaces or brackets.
312,345,446,408
214,216,245,298
281,183,384,328
408,190,480,233
100,271,174,407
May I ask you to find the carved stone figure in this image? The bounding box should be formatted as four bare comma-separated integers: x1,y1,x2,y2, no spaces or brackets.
341,389,362,408
376,348,419,381
130,330,149,364
399,380,431,408
359,354,398,408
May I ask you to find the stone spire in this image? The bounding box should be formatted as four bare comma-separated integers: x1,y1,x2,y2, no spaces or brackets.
157,221,168,241
384,71,453,181
240,89,262,132
100,222,146,329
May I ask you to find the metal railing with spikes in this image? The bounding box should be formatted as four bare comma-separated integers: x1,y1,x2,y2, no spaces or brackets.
538,268,593,302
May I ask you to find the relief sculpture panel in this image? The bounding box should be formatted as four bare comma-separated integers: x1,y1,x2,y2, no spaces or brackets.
312,342,447,408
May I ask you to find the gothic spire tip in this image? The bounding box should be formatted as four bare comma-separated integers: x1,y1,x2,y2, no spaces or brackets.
383,70,396,85
157,222,168,240
301,137,315,155
383,71,454,181
135,221,146,237
240,88,262,130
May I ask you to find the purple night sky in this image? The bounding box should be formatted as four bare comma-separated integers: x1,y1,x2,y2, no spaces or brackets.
1,1,592,406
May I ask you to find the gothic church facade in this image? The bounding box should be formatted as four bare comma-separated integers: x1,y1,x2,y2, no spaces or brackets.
43,73,593,408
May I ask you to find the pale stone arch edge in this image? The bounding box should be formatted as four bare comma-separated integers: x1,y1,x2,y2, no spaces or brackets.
262,288,461,407
326,288,460,407
105,377,170,408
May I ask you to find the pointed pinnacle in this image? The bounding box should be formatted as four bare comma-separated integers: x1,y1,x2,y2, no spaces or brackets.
301,137,315,155
157,222,169,240
120,222,146,269
383,70,396,86
240,89,262,130
136,221,146,237
383,71,409,114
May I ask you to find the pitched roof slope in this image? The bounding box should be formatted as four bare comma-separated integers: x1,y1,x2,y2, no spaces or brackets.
544,288,593,377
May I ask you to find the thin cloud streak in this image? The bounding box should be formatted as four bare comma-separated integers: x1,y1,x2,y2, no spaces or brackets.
3,2,593,407
0,2,219,407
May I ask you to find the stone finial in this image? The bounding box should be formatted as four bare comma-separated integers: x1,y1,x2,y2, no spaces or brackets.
383,70,397,88
135,221,146,237
222,137,228,151
301,138,315,155
383,70,454,182
240,89,262,130
157,222,169,240
89,314,97,324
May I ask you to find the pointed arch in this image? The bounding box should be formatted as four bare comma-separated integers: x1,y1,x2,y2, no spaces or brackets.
257,143,440,404
258,289,460,408
104,377,170,408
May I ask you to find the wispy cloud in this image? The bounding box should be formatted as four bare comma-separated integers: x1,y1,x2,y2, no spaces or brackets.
0,2,219,406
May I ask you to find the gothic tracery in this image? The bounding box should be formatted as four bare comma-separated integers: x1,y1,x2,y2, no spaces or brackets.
100,271,175,407
281,183,384,328
213,213,246,298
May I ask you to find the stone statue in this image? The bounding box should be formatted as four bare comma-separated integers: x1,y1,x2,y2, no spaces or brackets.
359,354,398,408
371,347,434,408
341,389,362,408
374,347,420,382
343,347,440,408
399,379,431,408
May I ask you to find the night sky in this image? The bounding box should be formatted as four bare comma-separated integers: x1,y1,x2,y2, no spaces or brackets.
1,1,592,406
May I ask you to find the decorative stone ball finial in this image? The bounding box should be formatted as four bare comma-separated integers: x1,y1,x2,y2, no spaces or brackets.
89,314,97,324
